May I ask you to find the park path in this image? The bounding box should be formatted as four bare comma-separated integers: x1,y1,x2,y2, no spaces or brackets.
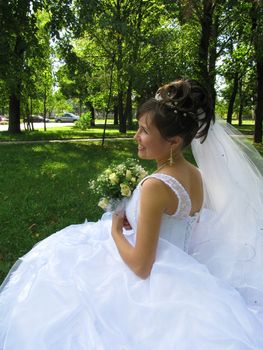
0,137,134,145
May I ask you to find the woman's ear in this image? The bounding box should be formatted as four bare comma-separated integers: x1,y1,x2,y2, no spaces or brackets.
170,136,184,151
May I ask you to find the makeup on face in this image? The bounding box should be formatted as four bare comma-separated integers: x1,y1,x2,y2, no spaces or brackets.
134,114,171,163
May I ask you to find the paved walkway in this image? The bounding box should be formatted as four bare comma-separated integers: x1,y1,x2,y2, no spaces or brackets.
0,137,134,145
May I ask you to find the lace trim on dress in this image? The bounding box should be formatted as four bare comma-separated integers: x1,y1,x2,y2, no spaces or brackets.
141,173,192,219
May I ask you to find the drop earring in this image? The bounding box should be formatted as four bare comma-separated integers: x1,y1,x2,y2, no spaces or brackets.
169,147,174,166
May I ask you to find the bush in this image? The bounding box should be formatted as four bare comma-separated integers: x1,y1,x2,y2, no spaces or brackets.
75,112,91,130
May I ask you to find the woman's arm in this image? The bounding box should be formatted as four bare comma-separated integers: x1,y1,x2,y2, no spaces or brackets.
111,178,169,279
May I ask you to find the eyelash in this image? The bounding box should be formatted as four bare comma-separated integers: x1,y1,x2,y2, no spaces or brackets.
139,126,149,134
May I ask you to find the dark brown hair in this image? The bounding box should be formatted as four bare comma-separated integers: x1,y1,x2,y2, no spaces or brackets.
136,78,215,148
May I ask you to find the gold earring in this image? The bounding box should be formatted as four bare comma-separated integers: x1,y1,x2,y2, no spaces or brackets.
169,147,174,166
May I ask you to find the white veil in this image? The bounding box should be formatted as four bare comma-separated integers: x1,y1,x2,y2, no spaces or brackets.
190,119,263,308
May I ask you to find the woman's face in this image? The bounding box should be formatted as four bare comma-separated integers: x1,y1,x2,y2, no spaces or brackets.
134,113,171,164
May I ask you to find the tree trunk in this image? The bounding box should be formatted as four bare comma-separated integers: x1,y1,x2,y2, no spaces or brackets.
198,0,215,105
8,35,25,134
79,99,83,118
254,60,263,143
118,90,126,133
113,103,118,125
227,73,239,124
238,79,243,127
43,87,47,132
251,1,263,143
116,0,126,134
30,97,34,131
124,78,133,127
124,0,143,128
208,10,219,108
89,102,95,127
8,93,21,133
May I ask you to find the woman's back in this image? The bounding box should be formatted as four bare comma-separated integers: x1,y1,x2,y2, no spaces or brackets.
156,159,203,217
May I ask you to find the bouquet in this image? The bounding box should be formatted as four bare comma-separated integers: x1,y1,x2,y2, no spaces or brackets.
89,158,148,212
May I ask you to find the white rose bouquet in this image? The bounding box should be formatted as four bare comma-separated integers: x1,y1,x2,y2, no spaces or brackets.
89,158,148,212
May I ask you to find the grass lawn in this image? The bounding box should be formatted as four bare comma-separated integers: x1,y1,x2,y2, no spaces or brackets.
0,121,136,142
0,140,135,282
0,121,262,284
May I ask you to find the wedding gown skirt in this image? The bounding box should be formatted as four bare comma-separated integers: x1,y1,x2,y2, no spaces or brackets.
1,174,263,350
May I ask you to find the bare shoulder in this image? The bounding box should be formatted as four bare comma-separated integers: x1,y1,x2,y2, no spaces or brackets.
161,159,202,187
140,177,168,208
187,161,202,180
141,176,166,190
141,176,167,195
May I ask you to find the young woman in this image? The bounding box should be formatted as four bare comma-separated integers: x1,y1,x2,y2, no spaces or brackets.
1,79,263,349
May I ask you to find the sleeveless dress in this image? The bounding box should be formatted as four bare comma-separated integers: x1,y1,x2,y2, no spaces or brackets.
0,173,263,350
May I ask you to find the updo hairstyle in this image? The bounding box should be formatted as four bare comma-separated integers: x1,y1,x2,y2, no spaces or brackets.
136,78,215,148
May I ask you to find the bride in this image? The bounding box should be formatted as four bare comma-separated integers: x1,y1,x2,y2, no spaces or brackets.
1,78,263,349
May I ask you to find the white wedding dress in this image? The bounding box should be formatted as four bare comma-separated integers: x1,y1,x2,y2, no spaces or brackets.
1,173,263,350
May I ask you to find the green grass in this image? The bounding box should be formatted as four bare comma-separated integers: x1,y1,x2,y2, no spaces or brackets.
0,119,261,143
0,122,136,142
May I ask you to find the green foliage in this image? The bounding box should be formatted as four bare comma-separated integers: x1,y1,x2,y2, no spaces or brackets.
52,90,72,115
74,112,92,130
0,0,263,139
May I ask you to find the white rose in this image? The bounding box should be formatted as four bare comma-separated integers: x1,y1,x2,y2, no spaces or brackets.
120,183,131,197
138,168,147,180
98,197,109,209
126,169,132,180
105,169,111,175
131,177,136,183
140,168,147,176
89,180,95,189
109,173,119,185
117,164,125,171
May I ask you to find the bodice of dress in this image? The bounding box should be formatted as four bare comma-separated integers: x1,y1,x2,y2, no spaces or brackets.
125,173,199,253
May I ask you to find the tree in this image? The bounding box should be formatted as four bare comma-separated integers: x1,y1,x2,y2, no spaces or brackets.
220,40,254,124
57,51,91,117
251,0,263,143
21,10,54,131
74,0,171,133
0,79,9,115
173,0,220,106
0,0,74,134
0,1,41,133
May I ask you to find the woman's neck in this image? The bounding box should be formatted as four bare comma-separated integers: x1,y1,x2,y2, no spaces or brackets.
155,153,184,173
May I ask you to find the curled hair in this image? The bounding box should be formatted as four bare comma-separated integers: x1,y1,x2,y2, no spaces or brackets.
136,78,215,148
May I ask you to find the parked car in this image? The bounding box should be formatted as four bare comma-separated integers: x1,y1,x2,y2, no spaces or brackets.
55,113,80,123
28,115,50,123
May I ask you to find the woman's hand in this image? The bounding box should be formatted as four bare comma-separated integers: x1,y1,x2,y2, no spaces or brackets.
123,215,132,230
112,213,132,235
